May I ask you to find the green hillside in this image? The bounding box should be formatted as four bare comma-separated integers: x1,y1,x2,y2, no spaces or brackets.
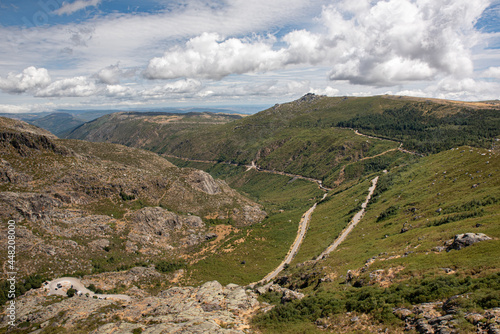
65,95,500,189
29,112,86,137
254,145,500,333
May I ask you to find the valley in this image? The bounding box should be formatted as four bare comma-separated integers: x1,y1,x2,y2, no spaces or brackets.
0,94,499,333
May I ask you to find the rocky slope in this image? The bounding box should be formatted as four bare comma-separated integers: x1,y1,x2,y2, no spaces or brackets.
0,117,265,281
3,279,262,333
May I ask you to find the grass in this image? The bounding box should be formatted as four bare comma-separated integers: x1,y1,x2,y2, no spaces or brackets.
166,160,324,285
253,273,500,332
251,145,499,332
291,178,372,264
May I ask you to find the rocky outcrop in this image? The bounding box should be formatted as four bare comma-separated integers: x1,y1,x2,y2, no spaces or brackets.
446,233,492,251
129,207,204,234
0,192,63,221
0,159,31,184
255,282,305,303
231,205,267,227
130,207,188,232
1,280,262,334
394,302,500,334
186,169,221,194
0,130,72,157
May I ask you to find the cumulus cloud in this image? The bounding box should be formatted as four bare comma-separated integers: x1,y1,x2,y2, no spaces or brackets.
140,79,203,98
105,84,135,98
145,33,285,80
321,0,489,86
144,0,489,87
482,66,500,78
95,64,122,85
194,80,311,100
35,76,97,97
54,0,101,16
309,86,340,96
0,67,51,94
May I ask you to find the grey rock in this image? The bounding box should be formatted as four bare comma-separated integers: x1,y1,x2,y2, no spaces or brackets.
186,169,221,194
446,233,491,251
428,314,453,325
415,318,434,334
88,238,110,251
281,289,305,303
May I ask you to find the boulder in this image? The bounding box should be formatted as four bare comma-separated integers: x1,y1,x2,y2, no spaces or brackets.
446,233,491,251
88,239,110,251
186,169,220,194
281,289,305,303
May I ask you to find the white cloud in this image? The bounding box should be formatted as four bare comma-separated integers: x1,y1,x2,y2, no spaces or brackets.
0,0,497,107
482,66,500,78
35,76,97,97
140,79,203,98
144,0,490,87
429,77,500,101
105,84,135,98
0,104,32,113
95,64,123,85
0,102,57,113
54,0,101,16
321,0,489,86
0,67,51,94
194,79,311,99
145,33,285,80
309,86,340,96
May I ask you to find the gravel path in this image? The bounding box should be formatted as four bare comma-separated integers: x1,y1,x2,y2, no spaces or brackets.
315,176,379,260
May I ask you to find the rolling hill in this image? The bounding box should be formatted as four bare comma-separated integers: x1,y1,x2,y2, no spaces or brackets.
1,94,499,333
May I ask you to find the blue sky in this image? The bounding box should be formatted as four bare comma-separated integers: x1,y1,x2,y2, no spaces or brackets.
0,0,499,113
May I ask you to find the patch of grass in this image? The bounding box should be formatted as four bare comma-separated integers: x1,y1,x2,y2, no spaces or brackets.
254,273,500,331
179,164,324,285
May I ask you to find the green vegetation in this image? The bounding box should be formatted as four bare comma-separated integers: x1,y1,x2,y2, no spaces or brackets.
254,273,500,331
66,288,76,297
169,162,324,285
0,274,47,305
65,95,500,188
337,105,500,153
155,261,185,273
256,145,499,332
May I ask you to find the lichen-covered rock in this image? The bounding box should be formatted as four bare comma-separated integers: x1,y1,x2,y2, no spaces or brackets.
186,169,221,194
88,238,110,251
446,233,492,251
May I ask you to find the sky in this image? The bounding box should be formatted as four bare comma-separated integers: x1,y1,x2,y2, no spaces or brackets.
0,0,499,113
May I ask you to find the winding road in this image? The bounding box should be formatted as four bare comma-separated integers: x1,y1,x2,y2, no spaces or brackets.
46,277,131,302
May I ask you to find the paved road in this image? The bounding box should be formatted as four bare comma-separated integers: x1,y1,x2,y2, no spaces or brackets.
46,277,131,302
315,176,379,260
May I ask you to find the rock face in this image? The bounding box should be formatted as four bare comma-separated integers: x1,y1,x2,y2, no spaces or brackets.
0,117,266,278
2,280,262,334
255,282,305,303
186,169,221,194
231,205,267,227
446,233,492,251
394,299,500,334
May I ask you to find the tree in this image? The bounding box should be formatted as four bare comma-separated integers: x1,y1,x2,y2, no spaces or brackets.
67,288,76,298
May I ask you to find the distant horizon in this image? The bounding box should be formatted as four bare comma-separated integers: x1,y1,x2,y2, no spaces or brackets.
0,0,499,113
1,92,500,116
